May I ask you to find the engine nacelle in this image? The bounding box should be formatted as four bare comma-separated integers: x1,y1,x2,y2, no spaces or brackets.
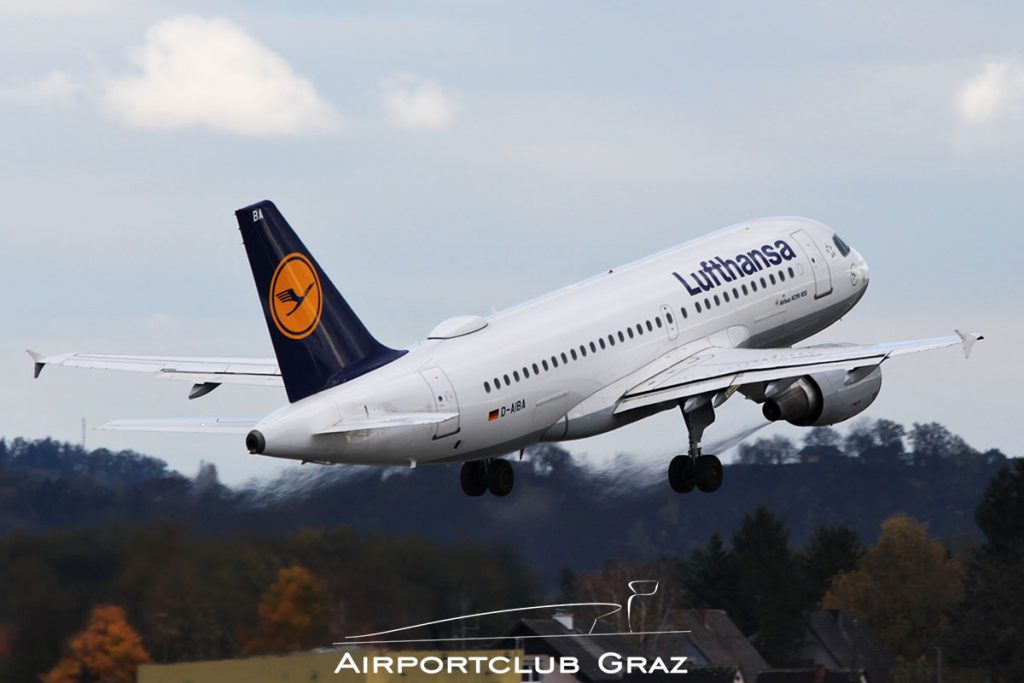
762,367,882,427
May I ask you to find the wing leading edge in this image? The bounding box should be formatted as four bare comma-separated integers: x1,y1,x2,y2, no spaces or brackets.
615,330,983,415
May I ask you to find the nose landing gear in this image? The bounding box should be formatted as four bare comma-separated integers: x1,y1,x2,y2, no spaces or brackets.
668,400,724,494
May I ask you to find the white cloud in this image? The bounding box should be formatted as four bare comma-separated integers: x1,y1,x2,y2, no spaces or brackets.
382,74,455,130
0,70,81,106
956,60,1024,124
103,15,341,136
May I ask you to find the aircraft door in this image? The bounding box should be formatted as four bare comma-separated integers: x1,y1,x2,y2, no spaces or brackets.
660,304,678,341
791,229,833,299
420,367,460,438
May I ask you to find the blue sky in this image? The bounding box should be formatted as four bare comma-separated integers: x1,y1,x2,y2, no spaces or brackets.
2,1,1021,483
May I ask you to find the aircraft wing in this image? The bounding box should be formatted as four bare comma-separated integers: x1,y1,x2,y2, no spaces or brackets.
98,417,260,433
28,350,282,397
615,330,982,415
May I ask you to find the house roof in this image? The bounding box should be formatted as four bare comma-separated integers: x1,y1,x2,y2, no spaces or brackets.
644,609,768,683
496,618,647,682
756,668,860,683
801,611,890,683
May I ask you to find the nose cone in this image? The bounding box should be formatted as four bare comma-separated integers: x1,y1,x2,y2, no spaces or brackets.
850,248,870,291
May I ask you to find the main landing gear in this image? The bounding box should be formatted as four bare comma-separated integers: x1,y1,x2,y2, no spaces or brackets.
460,458,514,497
668,401,723,494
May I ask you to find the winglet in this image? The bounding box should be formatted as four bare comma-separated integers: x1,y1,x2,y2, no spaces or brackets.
955,330,984,359
26,349,45,378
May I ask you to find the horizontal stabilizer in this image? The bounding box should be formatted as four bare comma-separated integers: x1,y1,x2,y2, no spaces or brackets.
98,417,259,434
316,412,458,434
27,351,282,391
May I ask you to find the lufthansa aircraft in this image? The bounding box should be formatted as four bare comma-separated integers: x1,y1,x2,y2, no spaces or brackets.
31,201,982,497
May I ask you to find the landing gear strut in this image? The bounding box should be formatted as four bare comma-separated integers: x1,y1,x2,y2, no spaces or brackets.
668,401,723,494
460,458,514,497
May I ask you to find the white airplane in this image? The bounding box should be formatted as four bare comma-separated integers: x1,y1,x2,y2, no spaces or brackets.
30,201,982,497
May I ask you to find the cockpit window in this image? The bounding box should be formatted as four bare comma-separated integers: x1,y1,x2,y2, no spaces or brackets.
833,234,851,257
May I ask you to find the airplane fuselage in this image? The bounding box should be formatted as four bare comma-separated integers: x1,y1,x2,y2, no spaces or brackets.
252,216,869,465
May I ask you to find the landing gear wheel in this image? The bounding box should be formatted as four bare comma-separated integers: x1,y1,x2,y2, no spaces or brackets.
668,455,695,493
460,460,487,497
695,454,723,493
487,459,515,497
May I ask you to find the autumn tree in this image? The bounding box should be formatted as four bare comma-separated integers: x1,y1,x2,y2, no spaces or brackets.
244,565,329,654
823,514,963,660
42,605,149,683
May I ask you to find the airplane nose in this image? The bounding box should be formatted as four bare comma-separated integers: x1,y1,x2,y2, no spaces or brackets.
850,250,869,289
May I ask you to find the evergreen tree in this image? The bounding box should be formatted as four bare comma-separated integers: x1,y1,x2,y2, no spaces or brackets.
953,459,1024,680
731,507,805,665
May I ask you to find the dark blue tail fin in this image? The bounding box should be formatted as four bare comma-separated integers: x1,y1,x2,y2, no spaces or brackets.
236,200,406,403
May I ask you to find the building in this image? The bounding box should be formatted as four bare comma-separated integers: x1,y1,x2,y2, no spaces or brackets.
643,609,768,683
495,611,744,683
797,611,890,683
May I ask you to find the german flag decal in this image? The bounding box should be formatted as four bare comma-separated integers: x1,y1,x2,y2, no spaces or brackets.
488,409,500,422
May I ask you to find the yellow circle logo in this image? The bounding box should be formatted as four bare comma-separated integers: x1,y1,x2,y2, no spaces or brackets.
269,253,323,340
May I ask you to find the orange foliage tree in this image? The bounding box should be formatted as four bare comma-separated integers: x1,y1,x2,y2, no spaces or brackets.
42,605,150,683
823,514,963,660
244,565,329,654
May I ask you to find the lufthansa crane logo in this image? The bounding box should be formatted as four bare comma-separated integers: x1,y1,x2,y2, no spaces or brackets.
269,252,322,340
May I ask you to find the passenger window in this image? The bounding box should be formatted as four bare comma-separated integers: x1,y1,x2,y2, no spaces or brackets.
503,374,510,385
704,298,711,309
551,356,558,368
788,267,795,278
578,345,586,357
609,334,616,346
589,341,597,352
484,381,491,393
723,291,730,303
628,328,635,339
696,301,702,313
533,363,540,374
760,277,767,288
646,320,653,332
733,287,739,298
666,312,674,324
779,270,786,282
714,295,720,306
618,331,625,342
742,284,748,295
542,359,549,371
523,367,529,379
599,338,606,349
682,307,688,318
655,317,662,329
752,281,758,292
513,371,520,382
636,324,643,335
561,352,568,363
769,274,776,285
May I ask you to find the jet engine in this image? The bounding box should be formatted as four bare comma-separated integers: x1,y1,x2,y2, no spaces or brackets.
761,367,882,427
